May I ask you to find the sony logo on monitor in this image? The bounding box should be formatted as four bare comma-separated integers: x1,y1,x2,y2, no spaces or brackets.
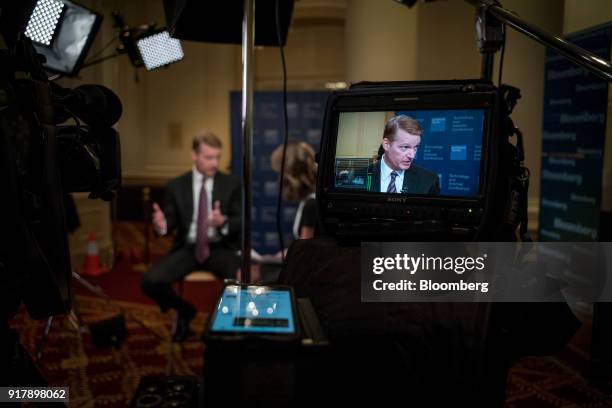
387,196,409,203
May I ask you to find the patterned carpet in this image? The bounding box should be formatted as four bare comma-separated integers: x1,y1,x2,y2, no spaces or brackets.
9,297,612,407
506,356,611,408
504,309,612,408
10,296,206,407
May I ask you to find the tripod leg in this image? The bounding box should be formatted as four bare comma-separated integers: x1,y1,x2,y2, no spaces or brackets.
35,316,54,361
67,308,86,333
72,271,110,300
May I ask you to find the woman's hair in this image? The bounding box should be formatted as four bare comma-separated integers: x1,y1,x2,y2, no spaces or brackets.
271,141,317,202
375,114,422,160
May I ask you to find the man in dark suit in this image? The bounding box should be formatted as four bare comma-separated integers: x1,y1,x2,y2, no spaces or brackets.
367,114,440,195
141,131,241,342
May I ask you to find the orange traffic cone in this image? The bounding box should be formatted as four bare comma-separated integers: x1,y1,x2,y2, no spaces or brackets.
82,232,105,276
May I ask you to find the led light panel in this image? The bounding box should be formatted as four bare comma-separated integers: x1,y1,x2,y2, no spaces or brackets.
136,31,184,71
25,0,65,46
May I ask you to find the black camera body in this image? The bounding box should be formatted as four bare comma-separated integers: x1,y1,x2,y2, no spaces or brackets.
0,17,122,321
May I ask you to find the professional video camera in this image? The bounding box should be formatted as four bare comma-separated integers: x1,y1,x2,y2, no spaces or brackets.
317,79,528,242
0,1,122,328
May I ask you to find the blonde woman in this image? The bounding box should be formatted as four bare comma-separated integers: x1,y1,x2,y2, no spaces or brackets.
271,141,319,239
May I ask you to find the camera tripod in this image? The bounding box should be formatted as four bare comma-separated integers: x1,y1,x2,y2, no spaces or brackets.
35,271,115,361
34,270,163,361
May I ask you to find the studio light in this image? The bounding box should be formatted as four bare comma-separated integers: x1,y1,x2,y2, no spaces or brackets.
110,12,185,71
24,0,65,46
136,30,184,71
25,0,102,76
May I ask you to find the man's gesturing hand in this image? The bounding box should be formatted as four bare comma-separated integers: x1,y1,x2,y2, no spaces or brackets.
209,200,226,228
152,202,167,235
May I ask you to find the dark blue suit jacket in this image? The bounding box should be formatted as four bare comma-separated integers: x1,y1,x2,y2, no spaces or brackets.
367,160,440,195
163,171,241,251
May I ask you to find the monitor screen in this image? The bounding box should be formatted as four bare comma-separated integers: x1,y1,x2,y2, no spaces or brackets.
333,109,485,198
210,286,296,334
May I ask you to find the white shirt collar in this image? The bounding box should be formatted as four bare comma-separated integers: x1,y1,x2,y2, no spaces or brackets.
380,155,404,181
192,166,205,184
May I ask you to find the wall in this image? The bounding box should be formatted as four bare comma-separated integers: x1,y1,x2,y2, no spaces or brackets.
345,0,419,82
256,0,346,90
336,112,387,158
416,0,481,80
564,0,612,35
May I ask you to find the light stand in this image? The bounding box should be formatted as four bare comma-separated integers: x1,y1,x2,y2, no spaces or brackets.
81,12,184,72
473,1,504,80
78,13,140,70
467,0,612,82
240,0,255,283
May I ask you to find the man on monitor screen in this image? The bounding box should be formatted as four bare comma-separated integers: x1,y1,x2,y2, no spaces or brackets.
368,114,440,195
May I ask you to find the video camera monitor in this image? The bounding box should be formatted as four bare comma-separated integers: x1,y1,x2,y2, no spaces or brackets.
317,80,504,239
